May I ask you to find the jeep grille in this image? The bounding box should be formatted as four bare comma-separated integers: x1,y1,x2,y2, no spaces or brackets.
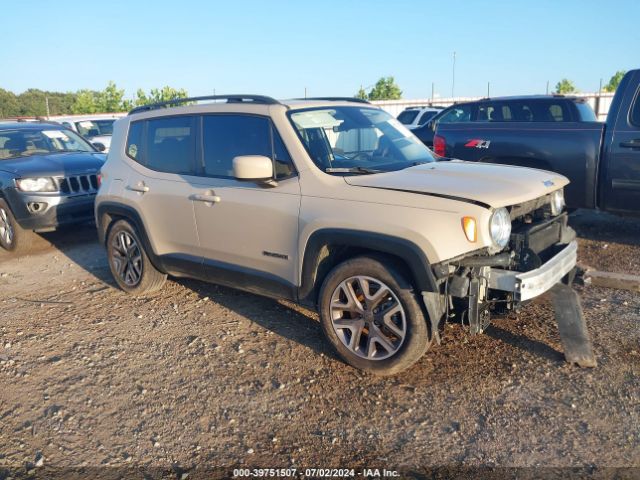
56,174,99,194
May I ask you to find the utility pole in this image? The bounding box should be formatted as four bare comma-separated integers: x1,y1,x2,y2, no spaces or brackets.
451,51,456,99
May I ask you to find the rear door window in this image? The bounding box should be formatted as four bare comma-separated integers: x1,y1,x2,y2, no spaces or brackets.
145,116,196,174
436,105,472,124
477,103,513,122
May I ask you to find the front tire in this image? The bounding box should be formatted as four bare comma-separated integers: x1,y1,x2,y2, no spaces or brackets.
318,256,430,375
0,199,34,254
106,219,166,295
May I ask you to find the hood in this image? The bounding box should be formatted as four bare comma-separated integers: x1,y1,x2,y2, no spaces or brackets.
0,152,106,178
343,161,569,208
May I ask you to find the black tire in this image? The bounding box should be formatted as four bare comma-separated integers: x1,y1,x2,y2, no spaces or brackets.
0,199,34,254
106,219,166,295
318,255,430,376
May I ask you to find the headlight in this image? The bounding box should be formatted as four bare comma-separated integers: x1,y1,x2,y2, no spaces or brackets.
490,207,512,248
550,189,565,216
15,177,57,192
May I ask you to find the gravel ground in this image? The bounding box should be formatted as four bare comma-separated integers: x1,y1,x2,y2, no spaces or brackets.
0,212,638,479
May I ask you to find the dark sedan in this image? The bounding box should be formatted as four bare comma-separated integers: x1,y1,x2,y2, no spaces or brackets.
0,122,105,253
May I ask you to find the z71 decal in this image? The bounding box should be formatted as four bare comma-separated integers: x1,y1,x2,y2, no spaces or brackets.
464,139,491,149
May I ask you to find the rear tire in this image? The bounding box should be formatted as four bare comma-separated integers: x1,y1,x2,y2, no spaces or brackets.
106,219,166,295
0,199,34,254
318,256,430,376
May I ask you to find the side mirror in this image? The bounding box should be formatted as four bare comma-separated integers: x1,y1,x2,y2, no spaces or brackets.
233,155,274,183
92,142,106,152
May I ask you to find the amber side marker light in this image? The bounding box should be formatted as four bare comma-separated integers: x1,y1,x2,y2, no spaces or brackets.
461,216,477,242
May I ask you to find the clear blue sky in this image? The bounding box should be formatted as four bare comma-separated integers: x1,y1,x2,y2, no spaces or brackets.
2,0,638,99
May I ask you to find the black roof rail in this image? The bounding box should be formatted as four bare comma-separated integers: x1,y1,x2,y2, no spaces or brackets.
128,94,282,115
296,96,371,104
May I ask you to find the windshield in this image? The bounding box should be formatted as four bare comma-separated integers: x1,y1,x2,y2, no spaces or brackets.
0,128,95,160
75,119,115,137
289,107,436,173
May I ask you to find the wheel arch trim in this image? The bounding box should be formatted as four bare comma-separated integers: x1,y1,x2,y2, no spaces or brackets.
298,228,438,303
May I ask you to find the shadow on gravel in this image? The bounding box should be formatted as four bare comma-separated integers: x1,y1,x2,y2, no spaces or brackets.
486,324,565,363
39,223,116,286
179,278,339,361
570,209,640,246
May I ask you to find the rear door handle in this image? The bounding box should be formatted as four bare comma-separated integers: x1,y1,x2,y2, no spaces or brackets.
620,139,640,149
192,194,221,203
126,183,149,193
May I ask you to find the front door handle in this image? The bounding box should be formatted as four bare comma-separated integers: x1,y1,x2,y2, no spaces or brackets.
192,193,221,203
620,139,640,149
126,183,149,193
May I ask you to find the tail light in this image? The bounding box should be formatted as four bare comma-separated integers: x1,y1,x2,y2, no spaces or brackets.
97,172,103,187
433,134,446,157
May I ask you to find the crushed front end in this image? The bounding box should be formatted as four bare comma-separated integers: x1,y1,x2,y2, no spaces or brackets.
428,194,596,367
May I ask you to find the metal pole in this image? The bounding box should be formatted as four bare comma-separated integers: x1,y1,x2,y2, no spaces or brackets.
546,81,549,95
431,82,434,103
304,87,307,99
45,97,50,118
452,51,456,99
487,82,490,98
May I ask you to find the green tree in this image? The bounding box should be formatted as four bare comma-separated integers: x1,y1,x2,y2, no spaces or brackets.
603,71,626,92
72,90,98,114
96,81,127,112
16,89,48,116
0,88,20,118
367,76,402,100
355,86,368,100
555,78,577,94
134,86,189,106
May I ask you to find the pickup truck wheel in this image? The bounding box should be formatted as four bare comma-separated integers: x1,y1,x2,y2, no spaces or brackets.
106,219,166,295
319,256,430,375
0,199,34,254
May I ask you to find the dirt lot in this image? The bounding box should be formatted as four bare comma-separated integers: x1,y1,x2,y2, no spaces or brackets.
0,211,638,479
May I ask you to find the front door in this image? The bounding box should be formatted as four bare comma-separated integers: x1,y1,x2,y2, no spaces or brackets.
191,114,301,298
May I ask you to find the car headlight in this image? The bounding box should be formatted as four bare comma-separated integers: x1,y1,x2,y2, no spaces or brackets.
15,177,57,192
550,189,565,216
490,207,512,248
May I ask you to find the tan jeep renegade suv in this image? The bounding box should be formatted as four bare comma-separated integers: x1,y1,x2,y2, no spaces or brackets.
96,95,594,375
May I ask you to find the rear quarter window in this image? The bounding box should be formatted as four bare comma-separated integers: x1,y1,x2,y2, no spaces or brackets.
574,101,597,121
126,121,144,162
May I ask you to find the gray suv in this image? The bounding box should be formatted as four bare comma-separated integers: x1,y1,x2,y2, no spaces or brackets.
95,95,595,375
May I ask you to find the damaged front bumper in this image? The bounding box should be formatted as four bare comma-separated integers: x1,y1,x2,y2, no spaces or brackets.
488,240,577,301
426,214,596,368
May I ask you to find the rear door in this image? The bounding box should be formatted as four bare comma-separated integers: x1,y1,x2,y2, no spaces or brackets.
122,115,202,273
601,71,640,213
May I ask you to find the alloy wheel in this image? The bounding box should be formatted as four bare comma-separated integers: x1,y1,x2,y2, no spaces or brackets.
0,207,14,246
110,231,143,286
329,275,406,360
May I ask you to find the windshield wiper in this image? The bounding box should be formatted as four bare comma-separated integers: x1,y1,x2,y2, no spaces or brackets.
325,166,383,174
